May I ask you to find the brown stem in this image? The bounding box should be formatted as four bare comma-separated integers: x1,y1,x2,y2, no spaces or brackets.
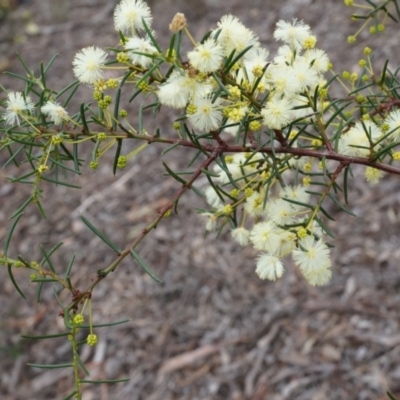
247,131,259,148
307,161,348,226
64,149,222,310
133,133,400,176
273,129,287,147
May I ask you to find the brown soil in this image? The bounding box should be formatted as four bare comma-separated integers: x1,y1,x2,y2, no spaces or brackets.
1,1,400,399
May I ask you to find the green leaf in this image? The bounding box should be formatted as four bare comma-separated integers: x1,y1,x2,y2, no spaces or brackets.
53,287,66,309
372,140,400,161
65,254,76,289
142,18,161,53
128,88,143,103
80,319,129,329
35,198,47,219
142,101,160,111
26,85,42,98
27,363,73,369
343,166,350,205
4,71,32,83
182,123,208,155
16,53,33,75
162,161,187,185
201,168,221,178
16,256,30,268
251,64,269,96
54,80,79,99
40,244,60,273
40,176,81,189
211,72,231,96
348,81,375,95
59,81,80,107
80,216,121,253
224,45,253,73
7,264,26,300
62,391,78,400
117,30,126,44
2,144,24,168
58,141,75,161
36,279,45,304
136,59,163,88
394,0,400,20
188,150,202,167
323,101,352,129
40,62,46,89
214,156,239,189
31,278,59,283
6,134,43,148
282,197,314,210
162,170,194,177
3,212,24,256
176,30,183,61
167,33,176,58
382,5,398,23
138,103,144,134
73,349,89,376
9,169,37,184
311,82,319,112
328,192,356,217
161,142,180,155
47,153,82,175
387,391,398,400
204,174,225,203
130,250,162,283
191,185,204,198
112,139,122,175
314,216,335,239
319,205,336,221
113,70,131,130
21,332,70,340
79,103,89,133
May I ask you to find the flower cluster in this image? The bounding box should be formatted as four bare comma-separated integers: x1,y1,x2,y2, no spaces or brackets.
1,92,35,126
155,15,329,133
66,0,400,184
69,3,325,136
3,0,400,288
102,9,395,286
200,105,400,285
203,152,332,286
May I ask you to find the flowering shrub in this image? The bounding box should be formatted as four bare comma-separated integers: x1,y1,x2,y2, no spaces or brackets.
1,0,400,397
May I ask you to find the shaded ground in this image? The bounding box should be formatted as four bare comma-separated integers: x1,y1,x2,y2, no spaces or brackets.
1,1,400,399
